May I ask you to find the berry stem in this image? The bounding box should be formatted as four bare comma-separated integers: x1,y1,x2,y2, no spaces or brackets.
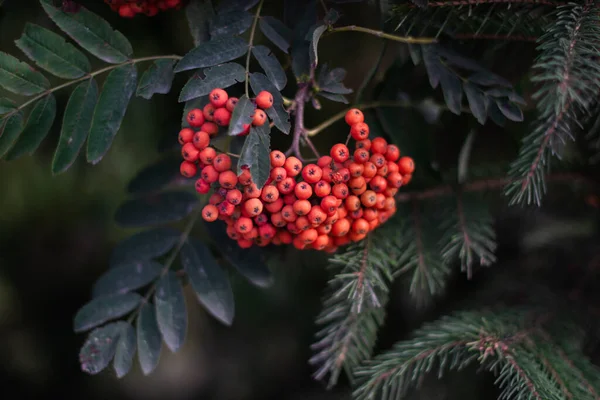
328,25,437,44
245,0,265,98
4,55,182,119
127,204,203,324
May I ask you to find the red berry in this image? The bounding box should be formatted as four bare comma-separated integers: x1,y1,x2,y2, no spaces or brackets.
178,128,194,145
192,131,210,150
350,122,370,141
301,164,323,184
180,161,197,178
252,109,267,126
256,91,274,109
226,97,239,112
371,137,388,155
187,108,205,128
209,88,228,108
203,104,216,121
270,150,286,167
200,122,219,137
345,108,364,126
202,204,219,222
330,143,350,163
398,157,415,175
182,142,199,162
213,107,232,126
195,179,210,194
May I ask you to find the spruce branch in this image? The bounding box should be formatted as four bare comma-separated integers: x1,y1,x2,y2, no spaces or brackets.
505,3,600,206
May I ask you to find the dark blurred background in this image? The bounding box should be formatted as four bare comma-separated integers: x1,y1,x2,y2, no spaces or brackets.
1,1,600,399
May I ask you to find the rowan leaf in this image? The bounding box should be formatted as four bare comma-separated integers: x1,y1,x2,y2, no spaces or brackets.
137,303,162,375
179,62,245,102
185,0,214,46
238,123,271,189
309,24,327,68
0,51,50,95
109,228,180,267
155,271,187,352
73,293,142,333
92,261,162,297
209,10,253,37
227,94,255,136
113,323,136,378
0,112,25,159
259,16,292,54
114,191,198,228
127,155,193,195
79,322,124,375
174,36,248,73
0,98,16,115
252,45,287,91
249,72,290,134
136,59,176,100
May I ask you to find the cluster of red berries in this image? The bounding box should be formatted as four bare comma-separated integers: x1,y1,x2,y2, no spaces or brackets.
104,0,183,17
178,88,415,252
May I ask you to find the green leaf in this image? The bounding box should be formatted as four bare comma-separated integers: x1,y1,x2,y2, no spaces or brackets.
0,98,16,115
137,303,162,375
217,0,259,12
227,94,256,136
320,82,352,95
4,94,56,160
86,64,137,164
114,191,198,228
174,36,248,73
79,322,124,375
51,78,98,174
0,113,25,159
487,99,506,127
127,155,193,195
309,24,327,68
259,16,292,54
40,0,133,64
206,222,272,288
496,99,523,122
252,45,287,91
15,23,90,79
0,51,50,95
113,323,136,378
457,130,476,184
209,10,253,37
181,240,234,326
439,69,462,115
73,293,142,333
185,0,214,46
318,92,348,104
136,59,175,100
468,71,512,88
422,45,441,89
249,72,291,134
179,62,245,103
238,123,271,189
463,82,487,125
155,271,187,352
110,228,180,267
92,261,162,297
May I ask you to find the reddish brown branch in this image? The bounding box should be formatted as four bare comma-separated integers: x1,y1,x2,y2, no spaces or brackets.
506,356,543,399
453,33,539,42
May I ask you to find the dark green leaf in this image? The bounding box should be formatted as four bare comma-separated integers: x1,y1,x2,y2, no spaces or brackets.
439,69,462,115
422,45,441,89
137,303,162,375
52,78,98,174
249,72,291,134
252,45,287,91
463,82,487,125
217,0,259,12
15,23,90,79
209,10,253,37
238,123,271,189
486,87,527,106
136,59,176,100
181,240,234,326
487,98,506,127
0,98,16,115
291,42,310,79
174,36,248,73
79,322,124,375
259,16,292,54
320,82,352,95
40,0,133,64
155,271,187,352
318,92,349,104
468,71,512,88
73,293,142,333
179,62,245,102
5,94,56,160
408,44,422,65
86,64,137,164
113,323,136,378
185,0,214,46
0,51,50,95
92,261,162,297
458,130,476,184
309,24,327,68
127,155,193,195
0,112,24,159
496,99,523,122
227,94,255,136
206,222,272,288
317,64,346,88
110,228,180,267
114,191,198,228
323,8,340,24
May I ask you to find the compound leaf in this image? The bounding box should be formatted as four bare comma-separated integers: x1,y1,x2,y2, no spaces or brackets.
110,227,180,267
179,62,245,102
238,123,271,189
227,94,255,136
136,59,176,100
155,271,187,352
0,51,50,95
92,261,162,297
174,36,248,73
113,323,136,378
73,293,142,333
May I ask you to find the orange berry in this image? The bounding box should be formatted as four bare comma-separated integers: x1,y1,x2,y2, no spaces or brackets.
199,147,217,165
292,236,307,250
202,204,218,222
213,107,231,126
317,155,333,168
294,181,313,200
331,218,350,237
361,190,377,208
182,142,199,162
226,189,243,205
349,231,367,243
226,225,239,240
385,144,400,161
118,4,136,17
203,103,216,121
219,170,238,189
235,217,254,234
265,197,284,213
402,174,412,185
377,164,389,177
201,165,219,183
254,213,268,226
307,205,327,226
371,137,388,154
363,208,378,222
352,218,370,235
244,198,263,217
270,150,286,167
356,139,371,151
293,199,311,216
209,88,228,108
298,228,318,244
186,108,205,128
252,109,267,126
192,130,210,150
278,230,293,244
258,223,276,239
312,234,330,250
209,193,224,205
281,205,297,222
350,122,370,141
387,172,404,188
383,197,396,211
369,175,387,193
353,148,369,164
344,195,361,212
237,238,254,249
261,185,280,203
256,91,274,109
375,193,386,209
200,122,219,137
284,156,303,177
180,161,197,178
271,212,286,227
320,195,338,215
345,108,364,125
332,183,349,199
244,182,262,199
314,180,331,197
226,97,238,112
213,153,232,172
348,163,364,178
243,227,258,240
195,179,210,194
218,201,235,216
362,162,377,179
398,157,415,175
178,128,194,144
295,216,311,231
370,153,386,169
330,143,350,163
349,208,363,220
384,187,398,197
277,177,296,195
270,166,287,182
301,164,323,184
387,161,399,174
238,169,252,185
349,176,366,191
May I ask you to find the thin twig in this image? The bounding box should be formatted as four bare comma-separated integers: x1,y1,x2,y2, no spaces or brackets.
328,25,437,44
244,0,264,97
